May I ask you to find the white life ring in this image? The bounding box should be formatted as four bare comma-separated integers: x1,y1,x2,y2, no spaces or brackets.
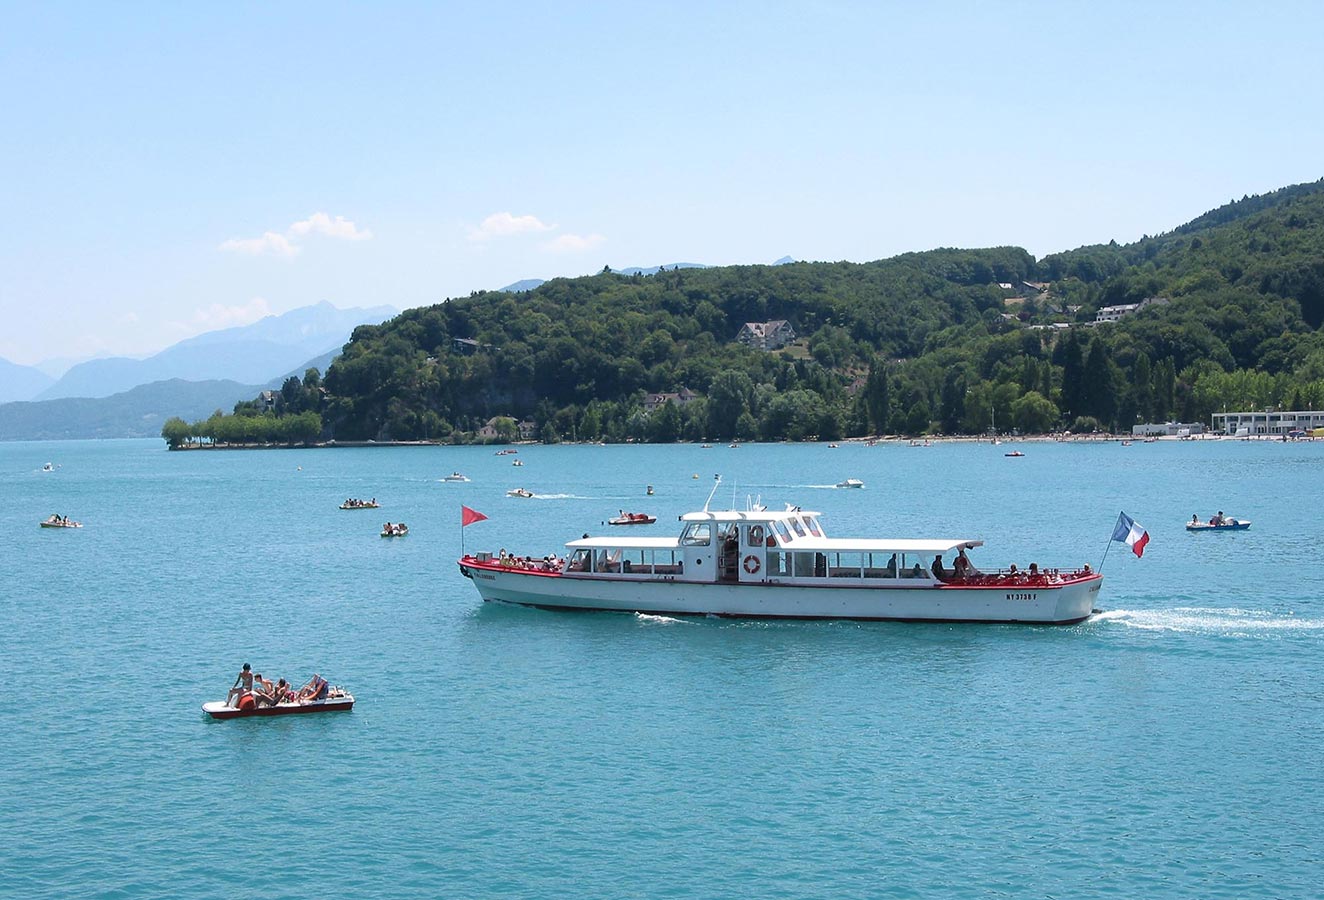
743,554,761,575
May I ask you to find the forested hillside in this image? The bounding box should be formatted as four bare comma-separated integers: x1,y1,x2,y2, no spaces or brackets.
169,179,1324,445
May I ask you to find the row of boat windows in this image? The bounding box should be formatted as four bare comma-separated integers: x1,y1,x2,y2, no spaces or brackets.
767,552,932,580
567,547,934,580
568,548,684,575
680,518,823,548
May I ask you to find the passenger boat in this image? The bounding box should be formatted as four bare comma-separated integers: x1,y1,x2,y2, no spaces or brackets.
202,691,354,720
609,512,656,526
507,488,534,498
40,515,81,528
458,480,1102,624
1186,518,1250,531
836,478,865,489
443,472,470,482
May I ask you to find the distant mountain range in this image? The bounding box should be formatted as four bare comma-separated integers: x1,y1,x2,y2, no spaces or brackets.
0,378,267,441
0,357,55,403
497,259,797,293
32,301,396,401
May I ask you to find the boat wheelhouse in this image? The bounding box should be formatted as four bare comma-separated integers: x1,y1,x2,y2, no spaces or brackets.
458,496,1101,624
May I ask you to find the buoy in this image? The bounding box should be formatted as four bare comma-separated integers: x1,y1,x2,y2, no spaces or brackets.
692,473,699,479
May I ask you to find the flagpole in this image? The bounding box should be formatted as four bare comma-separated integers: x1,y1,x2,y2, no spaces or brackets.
460,507,466,559
1098,511,1122,573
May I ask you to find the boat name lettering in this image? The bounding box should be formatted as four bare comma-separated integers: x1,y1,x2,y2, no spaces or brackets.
474,571,496,581
1005,592,1038,602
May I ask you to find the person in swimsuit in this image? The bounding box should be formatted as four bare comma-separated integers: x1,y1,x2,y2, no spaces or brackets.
226,663,253,707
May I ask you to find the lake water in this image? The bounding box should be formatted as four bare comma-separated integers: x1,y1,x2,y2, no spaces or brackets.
3,438,1321,899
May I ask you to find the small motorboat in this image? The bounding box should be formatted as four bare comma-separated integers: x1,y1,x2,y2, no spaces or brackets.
381,523,409,537
203,689,354,720
836,478,865,489
609,512,657,526
512,459,523,467
1004,451,1025,457
340,499,380,509
40,515,81,528
42,462,55,472
507,488,534,498
443,472,470,482
495,448,518,456
828,443,839,448
1186,518,1251,532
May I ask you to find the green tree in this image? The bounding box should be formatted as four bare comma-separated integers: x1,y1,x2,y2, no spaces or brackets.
1011,391,1058,434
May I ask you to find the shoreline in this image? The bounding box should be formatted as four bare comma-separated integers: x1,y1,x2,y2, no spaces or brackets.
164,432,1314,451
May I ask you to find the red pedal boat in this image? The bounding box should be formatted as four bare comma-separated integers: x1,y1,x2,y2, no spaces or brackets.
202,690,354,719
608,512,656,525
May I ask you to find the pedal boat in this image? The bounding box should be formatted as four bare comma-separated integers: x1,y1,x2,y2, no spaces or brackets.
202,692,354,719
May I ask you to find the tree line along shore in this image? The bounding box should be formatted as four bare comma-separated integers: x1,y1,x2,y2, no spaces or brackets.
165,181,1324,450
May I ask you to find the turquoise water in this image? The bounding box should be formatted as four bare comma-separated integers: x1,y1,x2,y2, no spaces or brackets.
2,438,1321,899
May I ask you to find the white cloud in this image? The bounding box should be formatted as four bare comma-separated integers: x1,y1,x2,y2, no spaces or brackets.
543,232,606,253
289,212,372,241
218,231,299,257
469,212,555,241
191,297,274,331
219,211,372,257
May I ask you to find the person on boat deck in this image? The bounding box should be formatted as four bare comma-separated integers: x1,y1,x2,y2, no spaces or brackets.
1192,514,1201,525
1028,563,1041,580
932,555,949,582
952,551,972,581
1214,510,1225,525
253,673,277,707
1006,563,1020,580
226,663,253,707
885,554,898,577
296,674,329,702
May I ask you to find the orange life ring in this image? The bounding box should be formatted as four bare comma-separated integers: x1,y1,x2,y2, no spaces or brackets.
743,554,761,575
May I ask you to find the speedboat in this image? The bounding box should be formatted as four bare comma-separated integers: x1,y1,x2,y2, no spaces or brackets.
1186,517,1250,532
836,478,865,489
1004,451,1025,457
507,488,534,498
458,478,1101,624
40,515,82,528
42,462,55,472
608,512,657,526
443,472,470,482
203,689,354,720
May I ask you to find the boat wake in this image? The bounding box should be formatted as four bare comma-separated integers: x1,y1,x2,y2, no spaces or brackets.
1094,607,1324,635
634,612,691,625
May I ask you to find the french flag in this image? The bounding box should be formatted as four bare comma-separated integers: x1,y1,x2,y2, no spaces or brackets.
1111,511,1149,558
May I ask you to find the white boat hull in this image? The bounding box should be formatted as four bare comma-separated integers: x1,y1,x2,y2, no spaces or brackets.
459,563,1100,624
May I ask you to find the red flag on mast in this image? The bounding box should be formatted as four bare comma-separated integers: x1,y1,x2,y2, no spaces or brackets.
461,506,488,527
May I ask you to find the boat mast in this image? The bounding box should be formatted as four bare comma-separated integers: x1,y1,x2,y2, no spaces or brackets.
703,474,722,512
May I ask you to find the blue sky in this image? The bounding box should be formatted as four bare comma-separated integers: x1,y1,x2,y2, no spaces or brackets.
3,1,1322,367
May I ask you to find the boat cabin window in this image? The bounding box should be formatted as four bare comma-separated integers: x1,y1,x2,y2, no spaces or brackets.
789,518,806,538
567,549,592,572
746,524,765,547
680,523,712,547
803,516,822,537
773,521,792,543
